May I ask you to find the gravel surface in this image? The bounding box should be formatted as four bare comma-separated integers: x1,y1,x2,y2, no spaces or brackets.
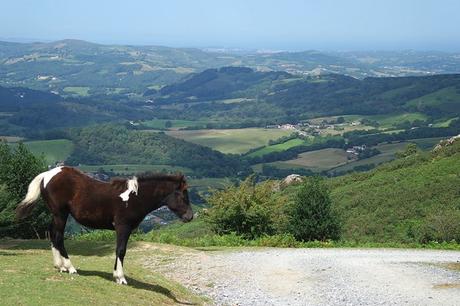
143,247,460,306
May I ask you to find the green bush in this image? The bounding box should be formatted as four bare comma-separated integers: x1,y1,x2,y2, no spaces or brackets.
0,142,49,238
287,177,340,241
205,177,285,239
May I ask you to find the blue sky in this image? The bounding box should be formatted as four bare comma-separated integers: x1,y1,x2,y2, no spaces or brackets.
1,0,459,51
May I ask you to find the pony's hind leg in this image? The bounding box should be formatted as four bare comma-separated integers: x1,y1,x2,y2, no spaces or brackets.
49,223,63,269
51,213,77,274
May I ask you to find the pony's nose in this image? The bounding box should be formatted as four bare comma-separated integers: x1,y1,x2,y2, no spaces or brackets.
182,210,194,222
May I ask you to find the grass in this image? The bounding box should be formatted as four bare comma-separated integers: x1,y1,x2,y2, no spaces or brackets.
63,86,90,96
166,128,292,154
140,119,213,130
406,86,460,108
24,139,74,165
247,138,308,157
0,239,206,305
78,164,192,175
76,219,460,250
277,148,349,172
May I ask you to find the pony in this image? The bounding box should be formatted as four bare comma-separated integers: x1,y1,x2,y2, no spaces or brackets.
16,166,193,285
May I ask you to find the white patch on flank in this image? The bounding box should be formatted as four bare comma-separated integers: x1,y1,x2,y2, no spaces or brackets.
51,246,63,268
119,176,138,202
113,257,127,285
43,166,63,188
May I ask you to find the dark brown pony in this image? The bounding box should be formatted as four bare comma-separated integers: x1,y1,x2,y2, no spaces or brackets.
16,166,193,285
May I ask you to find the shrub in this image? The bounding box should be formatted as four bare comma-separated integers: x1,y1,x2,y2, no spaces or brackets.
0,142,49,238
205,177,284,239
287,177,340,241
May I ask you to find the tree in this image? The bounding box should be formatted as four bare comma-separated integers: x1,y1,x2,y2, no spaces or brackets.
0,142,49,238
287,177,340,241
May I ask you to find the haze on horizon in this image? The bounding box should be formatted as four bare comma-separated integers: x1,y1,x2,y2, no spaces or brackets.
1,0,459,52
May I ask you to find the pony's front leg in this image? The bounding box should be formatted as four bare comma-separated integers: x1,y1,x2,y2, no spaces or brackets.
113,225,132,285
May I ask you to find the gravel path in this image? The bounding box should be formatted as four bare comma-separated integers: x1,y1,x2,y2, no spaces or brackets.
143,247,460,306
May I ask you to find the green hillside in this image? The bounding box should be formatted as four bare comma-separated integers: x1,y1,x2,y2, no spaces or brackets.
329,137,460,243
66,124,249,177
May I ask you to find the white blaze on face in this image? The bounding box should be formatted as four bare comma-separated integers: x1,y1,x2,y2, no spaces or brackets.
119,176,138,202
43,166,63,188
113,257,127,285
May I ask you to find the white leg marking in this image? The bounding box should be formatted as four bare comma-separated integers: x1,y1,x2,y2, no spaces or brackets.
43,166,63,187
63,257,77,274
51,246,63,269
113,257,127,285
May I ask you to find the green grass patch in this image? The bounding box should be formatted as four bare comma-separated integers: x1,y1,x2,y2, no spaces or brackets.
406,86,460,108
247,138,308,157
0,239,206,305
277,148,349,172
140,119,213,130
166,128,292,154
73,220,460,250
63,86,90,96
25,139,74,165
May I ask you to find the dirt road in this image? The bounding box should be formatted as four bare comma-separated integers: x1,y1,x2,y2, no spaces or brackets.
143,247,460,305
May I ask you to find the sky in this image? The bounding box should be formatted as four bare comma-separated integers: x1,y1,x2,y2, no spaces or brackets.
1,0,459,51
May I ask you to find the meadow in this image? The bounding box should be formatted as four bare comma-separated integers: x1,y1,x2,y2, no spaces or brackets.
166,128,292,154
0,240,206,305
24,139,74,165
140,119,213,130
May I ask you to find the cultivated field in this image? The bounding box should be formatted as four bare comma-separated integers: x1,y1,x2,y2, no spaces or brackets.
166,128,292,154
278,148,349,171
25,139,74,165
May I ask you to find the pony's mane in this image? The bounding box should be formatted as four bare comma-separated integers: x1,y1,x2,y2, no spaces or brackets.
110,172,185,187
137,172,185,183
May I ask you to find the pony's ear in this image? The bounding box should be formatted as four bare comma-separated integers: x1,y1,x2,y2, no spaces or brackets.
179,176,188,191
179,181,188,191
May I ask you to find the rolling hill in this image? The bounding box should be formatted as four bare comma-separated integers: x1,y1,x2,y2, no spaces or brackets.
66,124,249,177
2,39,460,98
328,136,460,243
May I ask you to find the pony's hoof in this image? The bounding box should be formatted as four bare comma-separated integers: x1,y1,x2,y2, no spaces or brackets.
68,267,78,274
116,277,128,285
59,267,68,273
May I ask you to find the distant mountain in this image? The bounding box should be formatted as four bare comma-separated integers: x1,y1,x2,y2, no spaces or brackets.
151,68,460,122
1,39,460,98
159,66,290,102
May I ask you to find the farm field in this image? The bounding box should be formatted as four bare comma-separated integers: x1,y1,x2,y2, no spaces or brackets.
140,119,214,130
308,112,428,129
63,86,90,96
0,240,205,305
166,128,292,154
277,148,349,172
258,137,442,174
247,138,308,157
24,139,74,165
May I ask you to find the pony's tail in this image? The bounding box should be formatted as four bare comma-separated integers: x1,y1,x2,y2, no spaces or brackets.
16,172,47,220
